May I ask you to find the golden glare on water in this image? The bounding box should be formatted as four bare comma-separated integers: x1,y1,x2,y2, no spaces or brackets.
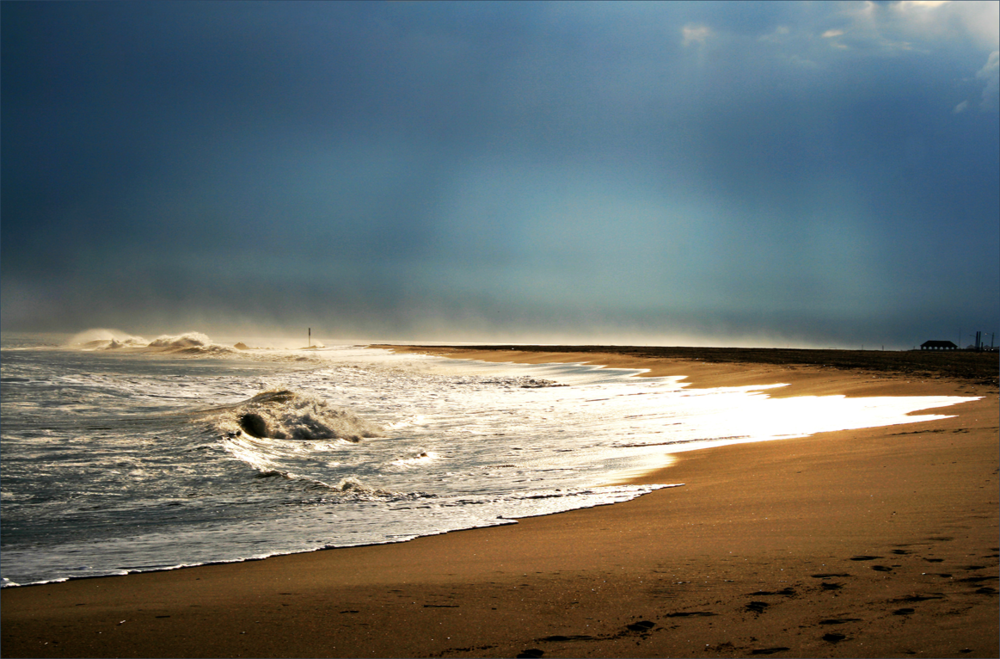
584,381,976,483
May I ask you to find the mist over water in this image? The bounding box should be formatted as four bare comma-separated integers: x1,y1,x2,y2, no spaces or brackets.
0,331,978,587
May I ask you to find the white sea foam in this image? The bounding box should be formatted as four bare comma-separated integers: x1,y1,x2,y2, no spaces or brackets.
65,329,237,354
68,328,147,349
212,389,383,441
145,332,238,355
0,332,980,588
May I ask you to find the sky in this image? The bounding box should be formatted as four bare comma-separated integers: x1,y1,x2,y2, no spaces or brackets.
2,1,998,348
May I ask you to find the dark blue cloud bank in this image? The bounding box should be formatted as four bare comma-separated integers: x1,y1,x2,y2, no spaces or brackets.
3,1,998,347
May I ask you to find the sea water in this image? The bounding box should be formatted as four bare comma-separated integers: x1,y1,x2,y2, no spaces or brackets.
0,331,976,587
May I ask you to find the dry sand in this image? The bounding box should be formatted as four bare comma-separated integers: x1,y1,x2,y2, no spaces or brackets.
2,347,997,658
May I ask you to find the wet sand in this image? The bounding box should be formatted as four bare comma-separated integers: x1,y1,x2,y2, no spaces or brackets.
2,347,997,658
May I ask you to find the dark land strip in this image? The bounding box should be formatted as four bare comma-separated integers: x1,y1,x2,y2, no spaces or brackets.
393,345,999,387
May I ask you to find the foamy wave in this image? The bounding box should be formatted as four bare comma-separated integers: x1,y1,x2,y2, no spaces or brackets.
146,333,237,355
251,470,413,499
67,329,237,355
106,336,149,349
330,476,397,498
68,328,147,350
456,375,565,388
391,451,437,467
216,389,383,441
148,332,212,350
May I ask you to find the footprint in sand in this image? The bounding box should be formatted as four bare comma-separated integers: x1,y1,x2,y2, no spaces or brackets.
516,649,544,658
812,573,849,590
894,594,944,603
665,611,717,618
748,587,796,597
625,620,656,633
538,635,595,642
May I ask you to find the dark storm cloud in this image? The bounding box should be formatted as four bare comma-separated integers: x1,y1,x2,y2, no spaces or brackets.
2,1,998,346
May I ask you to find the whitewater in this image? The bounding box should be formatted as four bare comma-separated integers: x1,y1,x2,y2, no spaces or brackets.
0,330,977,588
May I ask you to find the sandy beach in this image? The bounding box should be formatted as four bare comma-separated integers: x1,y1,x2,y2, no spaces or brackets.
2,347,997,658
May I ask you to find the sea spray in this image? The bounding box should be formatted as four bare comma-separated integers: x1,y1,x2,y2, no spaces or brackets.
212,389,383,441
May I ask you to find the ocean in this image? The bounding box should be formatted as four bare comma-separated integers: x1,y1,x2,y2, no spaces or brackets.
0,331,976,588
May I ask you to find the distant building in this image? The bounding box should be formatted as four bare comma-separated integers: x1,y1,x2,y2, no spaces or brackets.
920,340,958,351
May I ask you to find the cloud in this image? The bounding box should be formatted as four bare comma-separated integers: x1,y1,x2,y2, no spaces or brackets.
890,0,999,50
681,23,711,46
1,2,996,345
809,1,996,57
976,50,1000,109
952,0,1000,50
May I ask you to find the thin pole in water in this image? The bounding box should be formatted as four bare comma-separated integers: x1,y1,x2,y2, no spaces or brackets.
308,328,311,348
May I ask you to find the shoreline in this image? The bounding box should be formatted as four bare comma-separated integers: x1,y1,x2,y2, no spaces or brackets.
2,347,997,657
374,344,998,393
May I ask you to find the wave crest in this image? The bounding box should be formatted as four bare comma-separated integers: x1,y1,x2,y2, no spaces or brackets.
67,329,236,355
147,332,211,350
68,328,147,350
219,389,383,442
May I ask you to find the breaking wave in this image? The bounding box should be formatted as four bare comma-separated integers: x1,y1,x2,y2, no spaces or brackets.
67,329,236,355
69,328,147,349
147,332,210,350
209,390,406,499
213,389,383,442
